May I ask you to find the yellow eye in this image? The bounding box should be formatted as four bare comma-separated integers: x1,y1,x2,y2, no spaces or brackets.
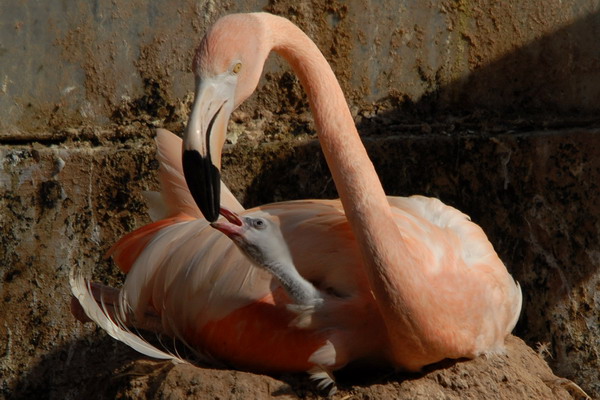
232,62,242,74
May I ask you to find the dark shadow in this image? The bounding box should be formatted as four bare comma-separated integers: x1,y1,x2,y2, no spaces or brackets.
334,357,464,389
434,9,600,117
7,334,143,400
7,329,300,400
5,327,432,400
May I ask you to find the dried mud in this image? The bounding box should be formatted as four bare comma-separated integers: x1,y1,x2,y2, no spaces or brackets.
9,335,584,400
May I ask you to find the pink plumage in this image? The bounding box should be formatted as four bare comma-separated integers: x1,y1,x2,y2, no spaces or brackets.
71,13,522,393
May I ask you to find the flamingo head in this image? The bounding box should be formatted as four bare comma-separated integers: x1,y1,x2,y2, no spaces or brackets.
183,13,271,222
210,206,293,267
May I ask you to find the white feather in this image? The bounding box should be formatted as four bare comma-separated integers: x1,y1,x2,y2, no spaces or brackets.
142,190,170,222
69,265,186,363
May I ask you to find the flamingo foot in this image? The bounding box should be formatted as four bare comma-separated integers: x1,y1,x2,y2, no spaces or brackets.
307,340,338,396
308,366,337,396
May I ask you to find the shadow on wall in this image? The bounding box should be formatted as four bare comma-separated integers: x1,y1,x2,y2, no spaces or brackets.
400,8,600,117
227,9,600,396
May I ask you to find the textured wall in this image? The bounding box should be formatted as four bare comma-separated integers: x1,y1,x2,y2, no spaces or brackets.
1,0,600,134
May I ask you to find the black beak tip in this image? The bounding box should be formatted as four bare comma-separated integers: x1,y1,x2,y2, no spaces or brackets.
200,199,220,223
182,150,221,222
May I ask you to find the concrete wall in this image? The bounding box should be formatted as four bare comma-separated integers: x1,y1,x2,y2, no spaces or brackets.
2,0,600,135
1,0,600,397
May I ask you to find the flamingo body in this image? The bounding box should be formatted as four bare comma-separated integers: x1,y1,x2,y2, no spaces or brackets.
101,130,518,373
198,290,327,372
110,141,386,371
72,12,522,387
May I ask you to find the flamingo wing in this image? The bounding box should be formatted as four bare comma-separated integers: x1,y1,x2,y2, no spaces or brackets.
113,198,386,371
386,195,522,354
119,199,363,334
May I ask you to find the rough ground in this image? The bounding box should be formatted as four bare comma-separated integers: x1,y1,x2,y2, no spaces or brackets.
9,333,587,399
107,336,585,399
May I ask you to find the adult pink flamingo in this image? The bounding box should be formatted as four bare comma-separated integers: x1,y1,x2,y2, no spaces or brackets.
72,12,521,391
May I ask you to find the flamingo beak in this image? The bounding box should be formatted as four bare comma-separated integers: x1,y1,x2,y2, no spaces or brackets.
210,207,244,237
183,77,233,222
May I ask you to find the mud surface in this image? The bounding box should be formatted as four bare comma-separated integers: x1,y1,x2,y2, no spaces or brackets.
2,125,598,399
1,0,600,399
7,335,585,400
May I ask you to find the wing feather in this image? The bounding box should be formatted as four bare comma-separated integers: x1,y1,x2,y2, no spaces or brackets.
69,266,186,363
121,218,273,339
97,192,520,366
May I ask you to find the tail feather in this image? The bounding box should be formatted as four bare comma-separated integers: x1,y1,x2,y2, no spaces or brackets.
69,265,187,363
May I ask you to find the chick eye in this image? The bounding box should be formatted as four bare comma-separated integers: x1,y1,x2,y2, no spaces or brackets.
252,218,266,230
232,62,242,74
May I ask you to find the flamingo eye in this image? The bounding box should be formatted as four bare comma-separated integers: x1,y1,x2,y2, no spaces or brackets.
232,62,242,74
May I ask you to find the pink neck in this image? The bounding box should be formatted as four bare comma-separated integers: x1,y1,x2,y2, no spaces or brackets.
266,15,393,235
262,14,419,335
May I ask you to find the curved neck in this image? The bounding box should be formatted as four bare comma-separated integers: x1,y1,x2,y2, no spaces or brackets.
266,14,395,243
262,14,415,326
263,260,321,306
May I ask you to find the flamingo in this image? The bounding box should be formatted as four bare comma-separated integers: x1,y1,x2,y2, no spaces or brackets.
71,12,522,392
210,207,324,308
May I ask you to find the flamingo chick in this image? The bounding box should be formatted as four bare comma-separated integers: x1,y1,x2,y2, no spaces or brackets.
211,207,323,307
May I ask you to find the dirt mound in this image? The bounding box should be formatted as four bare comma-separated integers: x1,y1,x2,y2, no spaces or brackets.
64,336,585,399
